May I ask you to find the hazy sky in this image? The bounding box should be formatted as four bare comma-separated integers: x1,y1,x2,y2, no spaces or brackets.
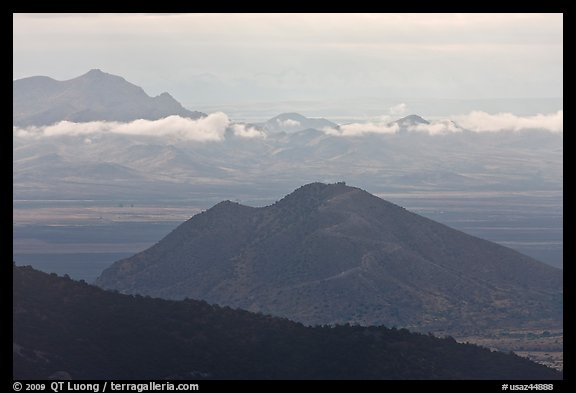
13,13,562,108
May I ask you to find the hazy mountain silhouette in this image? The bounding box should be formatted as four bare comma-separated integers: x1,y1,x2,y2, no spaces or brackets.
14,264,562,380
392,114,430,128
96,182,562,333
263,113,337,133
13,69,205,126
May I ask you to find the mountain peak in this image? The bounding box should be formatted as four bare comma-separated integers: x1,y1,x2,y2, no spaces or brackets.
295,181,349,193
85,68,106,76
264,113,338,133
275,113,307,121
394,114,430,127
79,69,117,82
274,182,354,208
96,183,562,333
76,69,128,85
212,200,246,210
287,181,351,197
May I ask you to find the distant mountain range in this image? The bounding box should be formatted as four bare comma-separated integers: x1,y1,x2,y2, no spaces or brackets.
96,183,562,334
13,72,562,202
13,70,563,268
13,69,205,126
14,264,562,379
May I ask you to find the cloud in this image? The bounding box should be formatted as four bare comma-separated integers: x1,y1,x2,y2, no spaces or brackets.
453,110,563,133
278,118,301,128
411,111,563,135
323,122,399,137
14,110,563,143
231,124,266,139
411,120,463,135
13,113,266,141
389,103,407,116
323,110,563,137
113,114,229,141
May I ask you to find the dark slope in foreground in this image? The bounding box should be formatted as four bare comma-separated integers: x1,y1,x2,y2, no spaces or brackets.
96,183,562,333
14,265,561,380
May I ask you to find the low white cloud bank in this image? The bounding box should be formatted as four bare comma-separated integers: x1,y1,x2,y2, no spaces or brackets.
231,124,267,138
454,110,563,133
278,118,301,128
13,113,265,141
411,120,462,135
113,114,229,141
323,121,399,137
14,110,562,141
323,110,562,137
389,103,407,116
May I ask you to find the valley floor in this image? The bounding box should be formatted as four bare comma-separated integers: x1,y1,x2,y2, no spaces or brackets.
455,329,563,371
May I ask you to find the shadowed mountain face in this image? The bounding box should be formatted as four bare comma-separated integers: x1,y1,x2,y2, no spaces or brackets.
13,69,205,126
14,265,562,380
96,183,562,333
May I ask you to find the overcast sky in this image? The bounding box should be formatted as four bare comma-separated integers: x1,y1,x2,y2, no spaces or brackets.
13,13,563,109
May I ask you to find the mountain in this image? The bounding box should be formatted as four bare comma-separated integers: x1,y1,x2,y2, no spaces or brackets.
13,69,205,126
262,112,337,133
14,264,562,380
391,115,466,134
96,182,562,333
392,114,430,128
